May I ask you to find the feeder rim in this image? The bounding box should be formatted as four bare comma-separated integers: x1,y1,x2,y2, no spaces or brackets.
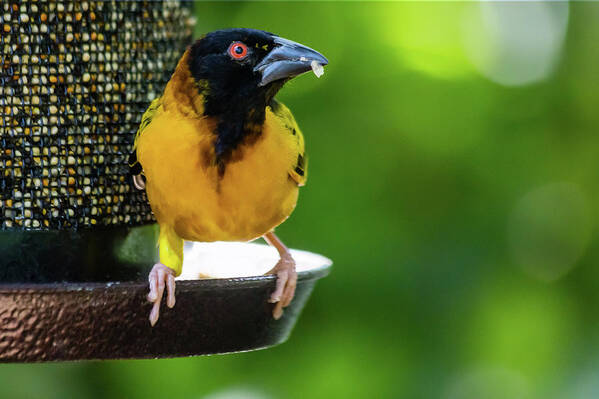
0,262,332,293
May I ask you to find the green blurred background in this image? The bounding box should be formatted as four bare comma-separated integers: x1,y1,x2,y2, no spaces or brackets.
3,2,599,398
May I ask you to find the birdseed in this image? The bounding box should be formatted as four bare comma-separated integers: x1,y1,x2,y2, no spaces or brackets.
0,0,194,230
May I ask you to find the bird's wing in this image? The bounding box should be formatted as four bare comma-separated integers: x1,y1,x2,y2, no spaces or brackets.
128,97,162,177
269,99,308,187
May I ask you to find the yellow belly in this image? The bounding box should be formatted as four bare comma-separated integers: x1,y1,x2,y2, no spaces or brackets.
137,111,300,242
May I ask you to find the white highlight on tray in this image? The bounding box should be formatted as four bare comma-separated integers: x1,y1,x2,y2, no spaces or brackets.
179,241,332,280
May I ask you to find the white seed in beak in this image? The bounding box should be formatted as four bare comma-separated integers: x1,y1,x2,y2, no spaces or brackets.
311,61,324,78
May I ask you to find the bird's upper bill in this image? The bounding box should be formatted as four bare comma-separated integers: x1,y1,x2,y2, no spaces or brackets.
254,36,329,86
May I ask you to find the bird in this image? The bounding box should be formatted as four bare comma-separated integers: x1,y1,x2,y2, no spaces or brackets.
128,28,328,326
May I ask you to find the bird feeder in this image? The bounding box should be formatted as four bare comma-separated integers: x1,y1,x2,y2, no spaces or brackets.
0,0,331,362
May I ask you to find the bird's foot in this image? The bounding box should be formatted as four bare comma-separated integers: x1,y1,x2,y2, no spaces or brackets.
266,254,297,320
147,263,176,326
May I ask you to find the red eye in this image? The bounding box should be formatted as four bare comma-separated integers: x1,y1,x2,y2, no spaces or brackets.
228,42,248,60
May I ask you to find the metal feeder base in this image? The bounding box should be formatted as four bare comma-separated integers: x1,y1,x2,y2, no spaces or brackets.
0,244,331,362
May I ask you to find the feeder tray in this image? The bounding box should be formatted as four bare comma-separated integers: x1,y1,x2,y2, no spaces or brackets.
0,242,332,362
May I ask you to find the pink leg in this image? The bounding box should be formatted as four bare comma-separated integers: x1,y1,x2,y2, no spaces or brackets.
147,263,176,326
264,232,297,320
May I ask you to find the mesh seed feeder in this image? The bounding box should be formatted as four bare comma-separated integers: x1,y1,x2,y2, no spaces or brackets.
0,1,331,362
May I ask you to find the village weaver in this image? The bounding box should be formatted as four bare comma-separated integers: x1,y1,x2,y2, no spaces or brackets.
129,29,328,326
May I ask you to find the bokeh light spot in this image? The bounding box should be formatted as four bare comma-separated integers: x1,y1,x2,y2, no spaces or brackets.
381,3,474,79
462,1,569,86
203,387,272,399
508,182,592,282
444,367,530,399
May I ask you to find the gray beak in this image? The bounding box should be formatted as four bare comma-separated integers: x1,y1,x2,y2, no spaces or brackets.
254,36,329,87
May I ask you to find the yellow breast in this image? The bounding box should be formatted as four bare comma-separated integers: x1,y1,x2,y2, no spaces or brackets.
137,107,300,242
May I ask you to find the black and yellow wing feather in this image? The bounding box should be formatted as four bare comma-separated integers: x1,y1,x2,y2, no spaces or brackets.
128,98,162,176
269,99,308,187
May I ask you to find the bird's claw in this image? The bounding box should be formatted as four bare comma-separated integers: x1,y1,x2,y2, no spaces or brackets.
147,263,176,326
267,255,297,320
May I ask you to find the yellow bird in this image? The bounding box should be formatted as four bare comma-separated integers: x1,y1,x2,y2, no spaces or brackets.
129,29,328,325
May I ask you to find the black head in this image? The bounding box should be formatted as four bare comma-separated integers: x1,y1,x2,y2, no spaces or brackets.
188,28,327,116
187,28,328,170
